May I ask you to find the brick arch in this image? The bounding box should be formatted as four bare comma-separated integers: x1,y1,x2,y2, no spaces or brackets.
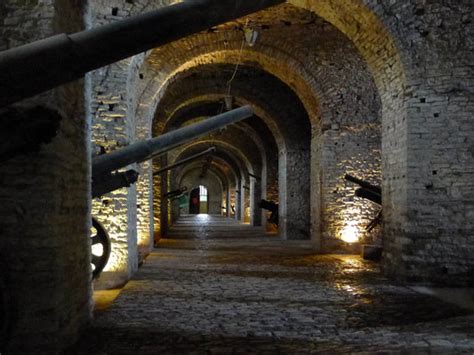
158,94,287,152
162,101,268,171
162,139,257,226
174,152,239,191
176,167,226,216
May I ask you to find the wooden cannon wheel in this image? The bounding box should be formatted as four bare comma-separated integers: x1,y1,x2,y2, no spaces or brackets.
91,217,111,279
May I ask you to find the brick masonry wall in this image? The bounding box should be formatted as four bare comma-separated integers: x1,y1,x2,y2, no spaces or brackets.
291,0,474,284
0,0,91,352
87,0,179,285
86,0,471,284
132,9,381,243
88,3,139,289
149,65,311,239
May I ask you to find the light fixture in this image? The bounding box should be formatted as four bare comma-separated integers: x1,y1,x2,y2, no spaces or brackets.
244,27,259,47
341,224,359,244
224,95,233,111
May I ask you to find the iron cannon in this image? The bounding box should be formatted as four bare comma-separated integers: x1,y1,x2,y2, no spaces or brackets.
0,0,281,280
345,174,382,232
153,147,216,176
259,199,279,225
163,187,188,200
90,106,254,277
344,174,381,205
0,0,284,108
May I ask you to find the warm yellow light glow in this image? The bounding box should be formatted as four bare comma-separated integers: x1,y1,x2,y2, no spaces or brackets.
341,224,359,243
91,243,104,256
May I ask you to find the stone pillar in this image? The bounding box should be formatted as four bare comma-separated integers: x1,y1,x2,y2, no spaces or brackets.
226,188,231,217
240,179,247,223
0,1,91,352
279,148,311,240
235,182,242,221
250,178,263,226
136,160,154,259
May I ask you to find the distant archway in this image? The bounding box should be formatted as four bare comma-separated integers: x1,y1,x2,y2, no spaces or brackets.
189,185,209,215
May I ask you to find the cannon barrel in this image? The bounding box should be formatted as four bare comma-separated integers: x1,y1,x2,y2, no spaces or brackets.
355,187,382,205
258,199,278,213
258,199,279,226
92,106,253,178
153,147,216,176
163,187,188,199
344,174,382,195
0,0,284,108
92,170,139,198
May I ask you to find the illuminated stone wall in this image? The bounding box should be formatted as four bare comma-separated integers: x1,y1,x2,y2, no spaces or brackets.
87,0,179,274
87,1,145,288
84,0,473,287
288,0,474,284
0,0,91,352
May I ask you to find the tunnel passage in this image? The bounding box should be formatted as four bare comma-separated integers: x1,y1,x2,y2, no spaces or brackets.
151,64,312,241
0,0,473,353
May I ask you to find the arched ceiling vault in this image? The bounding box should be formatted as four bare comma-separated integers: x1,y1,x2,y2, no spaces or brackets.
177,165,226,194
172,143,241,186
171,139,254,181
163,101,268,168
152,64,311,152
159,94,286,151
134,3,384,137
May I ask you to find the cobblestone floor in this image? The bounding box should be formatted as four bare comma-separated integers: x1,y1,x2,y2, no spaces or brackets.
73,216,474,354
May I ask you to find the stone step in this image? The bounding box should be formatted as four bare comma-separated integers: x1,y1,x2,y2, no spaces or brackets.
166,214,265,239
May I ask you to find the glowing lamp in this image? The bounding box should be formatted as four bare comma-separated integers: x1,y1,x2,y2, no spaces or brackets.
244,27,259,47
341,225,359,244
224,95,233,111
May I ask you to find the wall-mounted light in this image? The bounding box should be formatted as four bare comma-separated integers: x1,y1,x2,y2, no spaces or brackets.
340,224,359,244
244,27,259,47
224,95,233,111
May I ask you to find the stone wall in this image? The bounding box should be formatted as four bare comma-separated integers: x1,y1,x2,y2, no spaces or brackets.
290,0,474,284
32,0,473,288
88,2,140,289
0,0,91,352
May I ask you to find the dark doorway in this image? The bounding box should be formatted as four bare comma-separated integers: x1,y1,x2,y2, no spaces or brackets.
189,188,200,214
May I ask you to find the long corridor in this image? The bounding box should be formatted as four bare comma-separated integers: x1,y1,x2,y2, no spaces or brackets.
73,216,474,354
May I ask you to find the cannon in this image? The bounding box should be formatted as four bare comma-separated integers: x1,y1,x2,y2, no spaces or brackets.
345,174,382,232
163,187,188,200
153,147,216,176
259,199,279,225
0,0,279,278
344,174,381,204
0,0,284,108
89,106,254,277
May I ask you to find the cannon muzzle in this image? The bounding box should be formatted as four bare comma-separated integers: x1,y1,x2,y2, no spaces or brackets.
0,0,284,108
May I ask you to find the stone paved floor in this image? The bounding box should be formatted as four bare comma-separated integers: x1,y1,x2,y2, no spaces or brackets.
73,216,474,354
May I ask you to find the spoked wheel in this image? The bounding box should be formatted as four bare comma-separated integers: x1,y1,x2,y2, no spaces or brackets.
91,217,111,279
